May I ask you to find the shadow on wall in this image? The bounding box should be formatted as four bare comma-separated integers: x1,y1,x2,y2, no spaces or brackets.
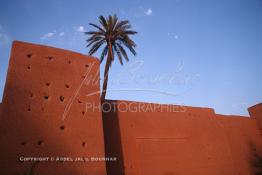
102,100,125,175
19,161,39,175
249,142,262,175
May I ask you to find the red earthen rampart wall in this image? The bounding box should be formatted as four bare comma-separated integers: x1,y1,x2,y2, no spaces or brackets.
103,100,262,175
0,41,106,175
249,103,262,133
0,41,261,175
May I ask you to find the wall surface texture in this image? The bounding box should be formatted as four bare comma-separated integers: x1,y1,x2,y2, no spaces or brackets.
0,41,261,175
0,41,106,175
103,100,262,175
249,103,262,133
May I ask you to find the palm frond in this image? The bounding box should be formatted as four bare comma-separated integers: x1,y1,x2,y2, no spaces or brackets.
115,20,129,30
118,37,136,47
123,30,138,35
120,40,136,56
86,35,104,42
85,31,104,35
119,24,132,31
108,15,113,31
126,45,136,56
86,38,104,48
100,46,108,63
113,44,123,65
86,38,103,46
116,43,129,62
99,16,108,31
112,14,118,30
88,40,105,55
89,23,105,33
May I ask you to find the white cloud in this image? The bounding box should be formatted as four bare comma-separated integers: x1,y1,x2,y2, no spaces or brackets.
41,32,55,40
167,33,179,40
144,8,152,16
59,32,65,36
75,26,85,33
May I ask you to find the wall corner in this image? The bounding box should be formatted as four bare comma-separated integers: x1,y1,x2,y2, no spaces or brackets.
248,103,262,133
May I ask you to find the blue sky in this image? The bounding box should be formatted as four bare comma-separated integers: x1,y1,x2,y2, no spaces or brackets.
0,0,262,116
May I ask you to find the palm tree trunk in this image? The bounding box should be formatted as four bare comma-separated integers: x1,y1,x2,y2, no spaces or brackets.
101,41,113,101
101,55,110,101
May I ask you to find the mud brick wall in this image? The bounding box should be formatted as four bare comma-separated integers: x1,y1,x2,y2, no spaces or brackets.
249,103,262,134
103,100,262,175
0,41,106,175
1,41,261,175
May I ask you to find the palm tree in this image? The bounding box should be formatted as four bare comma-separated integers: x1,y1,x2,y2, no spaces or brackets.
85,15,137,101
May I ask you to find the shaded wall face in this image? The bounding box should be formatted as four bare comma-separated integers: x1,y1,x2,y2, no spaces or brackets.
0,103,2,118
0,103,2,124
249,103,262,134
0,41,106,175
103,100,262,175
